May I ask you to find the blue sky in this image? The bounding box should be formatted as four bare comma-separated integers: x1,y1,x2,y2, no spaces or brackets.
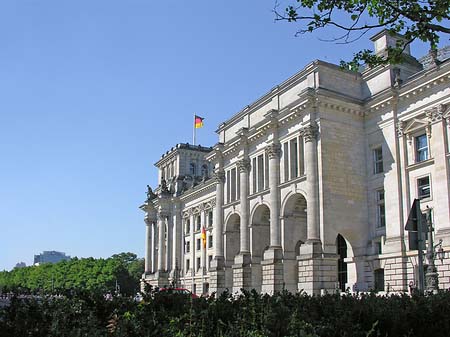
0,1,438,271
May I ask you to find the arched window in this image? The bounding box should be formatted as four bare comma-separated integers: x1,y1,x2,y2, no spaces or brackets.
201,164,209,178
190,163,196,176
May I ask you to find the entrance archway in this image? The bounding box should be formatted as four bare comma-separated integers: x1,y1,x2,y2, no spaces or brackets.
250,204,270,292
282,193,307,292
224,213,240,289
337,234,348,291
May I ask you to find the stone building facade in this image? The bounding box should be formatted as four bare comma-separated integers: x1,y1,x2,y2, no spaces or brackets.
141,31,450,295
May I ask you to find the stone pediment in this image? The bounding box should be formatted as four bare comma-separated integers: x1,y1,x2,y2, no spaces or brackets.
441,104,450,119
402,117,428,134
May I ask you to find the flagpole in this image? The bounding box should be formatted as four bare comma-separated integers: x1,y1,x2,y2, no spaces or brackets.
193,113,196,145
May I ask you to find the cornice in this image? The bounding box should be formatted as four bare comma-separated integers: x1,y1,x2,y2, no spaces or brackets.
179,179,216,203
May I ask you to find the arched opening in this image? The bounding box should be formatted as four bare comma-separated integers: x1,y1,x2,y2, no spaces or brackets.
201,164,209,178
224,213,240,289
190,163,196,176
282,193,307,292
250,204,270,292
337,234,348,291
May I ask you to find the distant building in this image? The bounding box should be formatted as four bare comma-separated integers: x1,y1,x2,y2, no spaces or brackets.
34,251,71,265
14,262,26,269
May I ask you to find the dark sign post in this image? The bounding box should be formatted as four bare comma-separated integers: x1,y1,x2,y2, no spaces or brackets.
405,199,425,293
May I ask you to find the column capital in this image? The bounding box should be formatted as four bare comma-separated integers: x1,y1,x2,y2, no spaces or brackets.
212,169,225,184
265,143,282,159
302,124,319,143
427,104,446,124
144,215,156,226
157,212,169,221
237,158,251,173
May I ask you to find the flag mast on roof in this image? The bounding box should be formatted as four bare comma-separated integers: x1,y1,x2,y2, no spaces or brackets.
193,114,204,145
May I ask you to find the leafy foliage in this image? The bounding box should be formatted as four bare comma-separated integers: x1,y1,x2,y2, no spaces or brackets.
1,288,450,337
0,252,144,296
274,0,450,67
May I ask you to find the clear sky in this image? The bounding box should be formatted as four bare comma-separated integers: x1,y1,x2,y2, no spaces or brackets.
0,1,438,271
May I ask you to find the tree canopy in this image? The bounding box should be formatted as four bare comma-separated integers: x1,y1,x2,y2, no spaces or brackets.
274,0,450,67
0,252,144,296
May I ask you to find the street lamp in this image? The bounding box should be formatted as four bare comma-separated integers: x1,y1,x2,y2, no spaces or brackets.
424,207,444,294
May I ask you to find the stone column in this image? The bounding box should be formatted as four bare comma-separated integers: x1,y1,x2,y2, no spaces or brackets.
233,159,252,292
152,222,158,274
157,213,166,272
171,202,182,286
213,169,225,259
261,142,284,294
210,168,226,295
303,124,320,243
238,159,251,254
144,218,153,274
166,216,172,273
266,143,282,248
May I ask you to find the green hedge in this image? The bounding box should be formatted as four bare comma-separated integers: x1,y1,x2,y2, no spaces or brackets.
1,288,450,337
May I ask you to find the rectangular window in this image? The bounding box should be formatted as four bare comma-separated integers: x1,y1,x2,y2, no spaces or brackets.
373,147,383,174
208,255,213,269
418,176,430,199
236,167,240,199
208,235,213,248
264,153,269,189
415,134,429,162
283,142,289,182
208,211,213,227
186,259,190,271
230,168,237,202
186,241,190,253
252,157,257,194
196,238,201,251
299,137,305,175
290,138,299,179
226,170,231,203
196,215,201,231
374,269,384,291
257,154,264,192
185,219,190,234
376,190,386,228
196,257,201,271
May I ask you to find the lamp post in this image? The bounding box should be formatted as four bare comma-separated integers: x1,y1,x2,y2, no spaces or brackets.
425,206,439,294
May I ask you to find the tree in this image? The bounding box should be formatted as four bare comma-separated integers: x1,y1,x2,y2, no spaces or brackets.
274,0,450,68
0,252,144,296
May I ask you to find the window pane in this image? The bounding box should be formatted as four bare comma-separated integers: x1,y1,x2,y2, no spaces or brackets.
415,134,428,162
373,147,383,174
290,138,299,178
257,155,264,192
418,177,430,199
283,142,289,182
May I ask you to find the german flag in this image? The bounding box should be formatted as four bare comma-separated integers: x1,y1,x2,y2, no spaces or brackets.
194,115,204,129
201,226,207,249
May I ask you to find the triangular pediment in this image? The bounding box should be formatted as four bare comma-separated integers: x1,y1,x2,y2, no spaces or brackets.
442,104,450,119
403,117,428,134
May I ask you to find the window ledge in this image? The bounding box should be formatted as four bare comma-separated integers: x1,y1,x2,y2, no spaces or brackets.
279,175,306,188
224,199,240,208
407,158,434,171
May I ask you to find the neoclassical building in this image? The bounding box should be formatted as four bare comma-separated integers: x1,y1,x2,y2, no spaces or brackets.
141,31,450,295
